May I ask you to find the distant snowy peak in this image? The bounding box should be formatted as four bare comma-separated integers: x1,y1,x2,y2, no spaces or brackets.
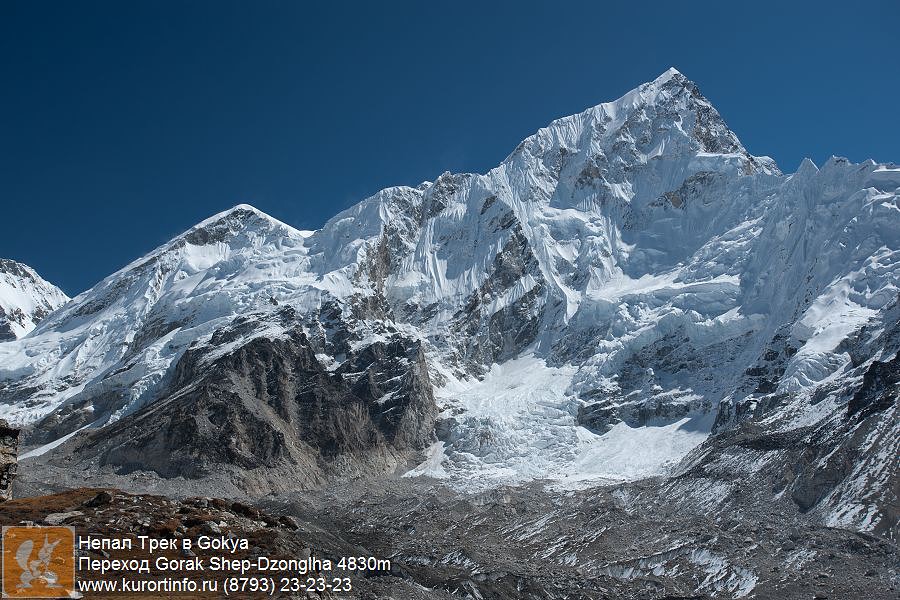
503,68,779,179
0,259,69,341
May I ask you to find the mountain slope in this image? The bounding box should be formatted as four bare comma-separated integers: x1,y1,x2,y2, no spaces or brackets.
0,259,69,341
2,69,898,536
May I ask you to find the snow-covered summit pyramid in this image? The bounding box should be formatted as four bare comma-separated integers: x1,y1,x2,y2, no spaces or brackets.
0,259,69,341
1,70,898,533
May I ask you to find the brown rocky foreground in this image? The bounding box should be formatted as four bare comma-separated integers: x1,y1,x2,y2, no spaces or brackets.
0,487,425,599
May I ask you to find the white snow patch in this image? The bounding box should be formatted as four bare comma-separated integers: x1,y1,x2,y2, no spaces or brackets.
20,422,96,459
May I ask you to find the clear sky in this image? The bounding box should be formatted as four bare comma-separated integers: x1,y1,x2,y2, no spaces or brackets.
2,1,897,295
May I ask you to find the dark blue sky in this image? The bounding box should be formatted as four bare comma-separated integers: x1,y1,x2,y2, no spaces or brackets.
2,1,897,295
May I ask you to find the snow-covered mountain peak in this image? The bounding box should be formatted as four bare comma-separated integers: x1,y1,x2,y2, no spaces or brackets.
628,66,694,104
0,259,69,341
34,203,313,332
0,259,45,288
188,202,283,230
499,69,779,219
652,66,684,83
175,203,299,246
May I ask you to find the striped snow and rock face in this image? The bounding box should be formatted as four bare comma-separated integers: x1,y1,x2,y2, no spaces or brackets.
1,69,898,535
0,259,69,341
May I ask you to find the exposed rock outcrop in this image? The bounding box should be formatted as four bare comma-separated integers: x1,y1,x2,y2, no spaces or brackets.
44,328,437,493
0,418,19,501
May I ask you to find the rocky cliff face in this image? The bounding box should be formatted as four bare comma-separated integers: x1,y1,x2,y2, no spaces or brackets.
2,69,898,537
38,323,436,492
0,419,19,501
